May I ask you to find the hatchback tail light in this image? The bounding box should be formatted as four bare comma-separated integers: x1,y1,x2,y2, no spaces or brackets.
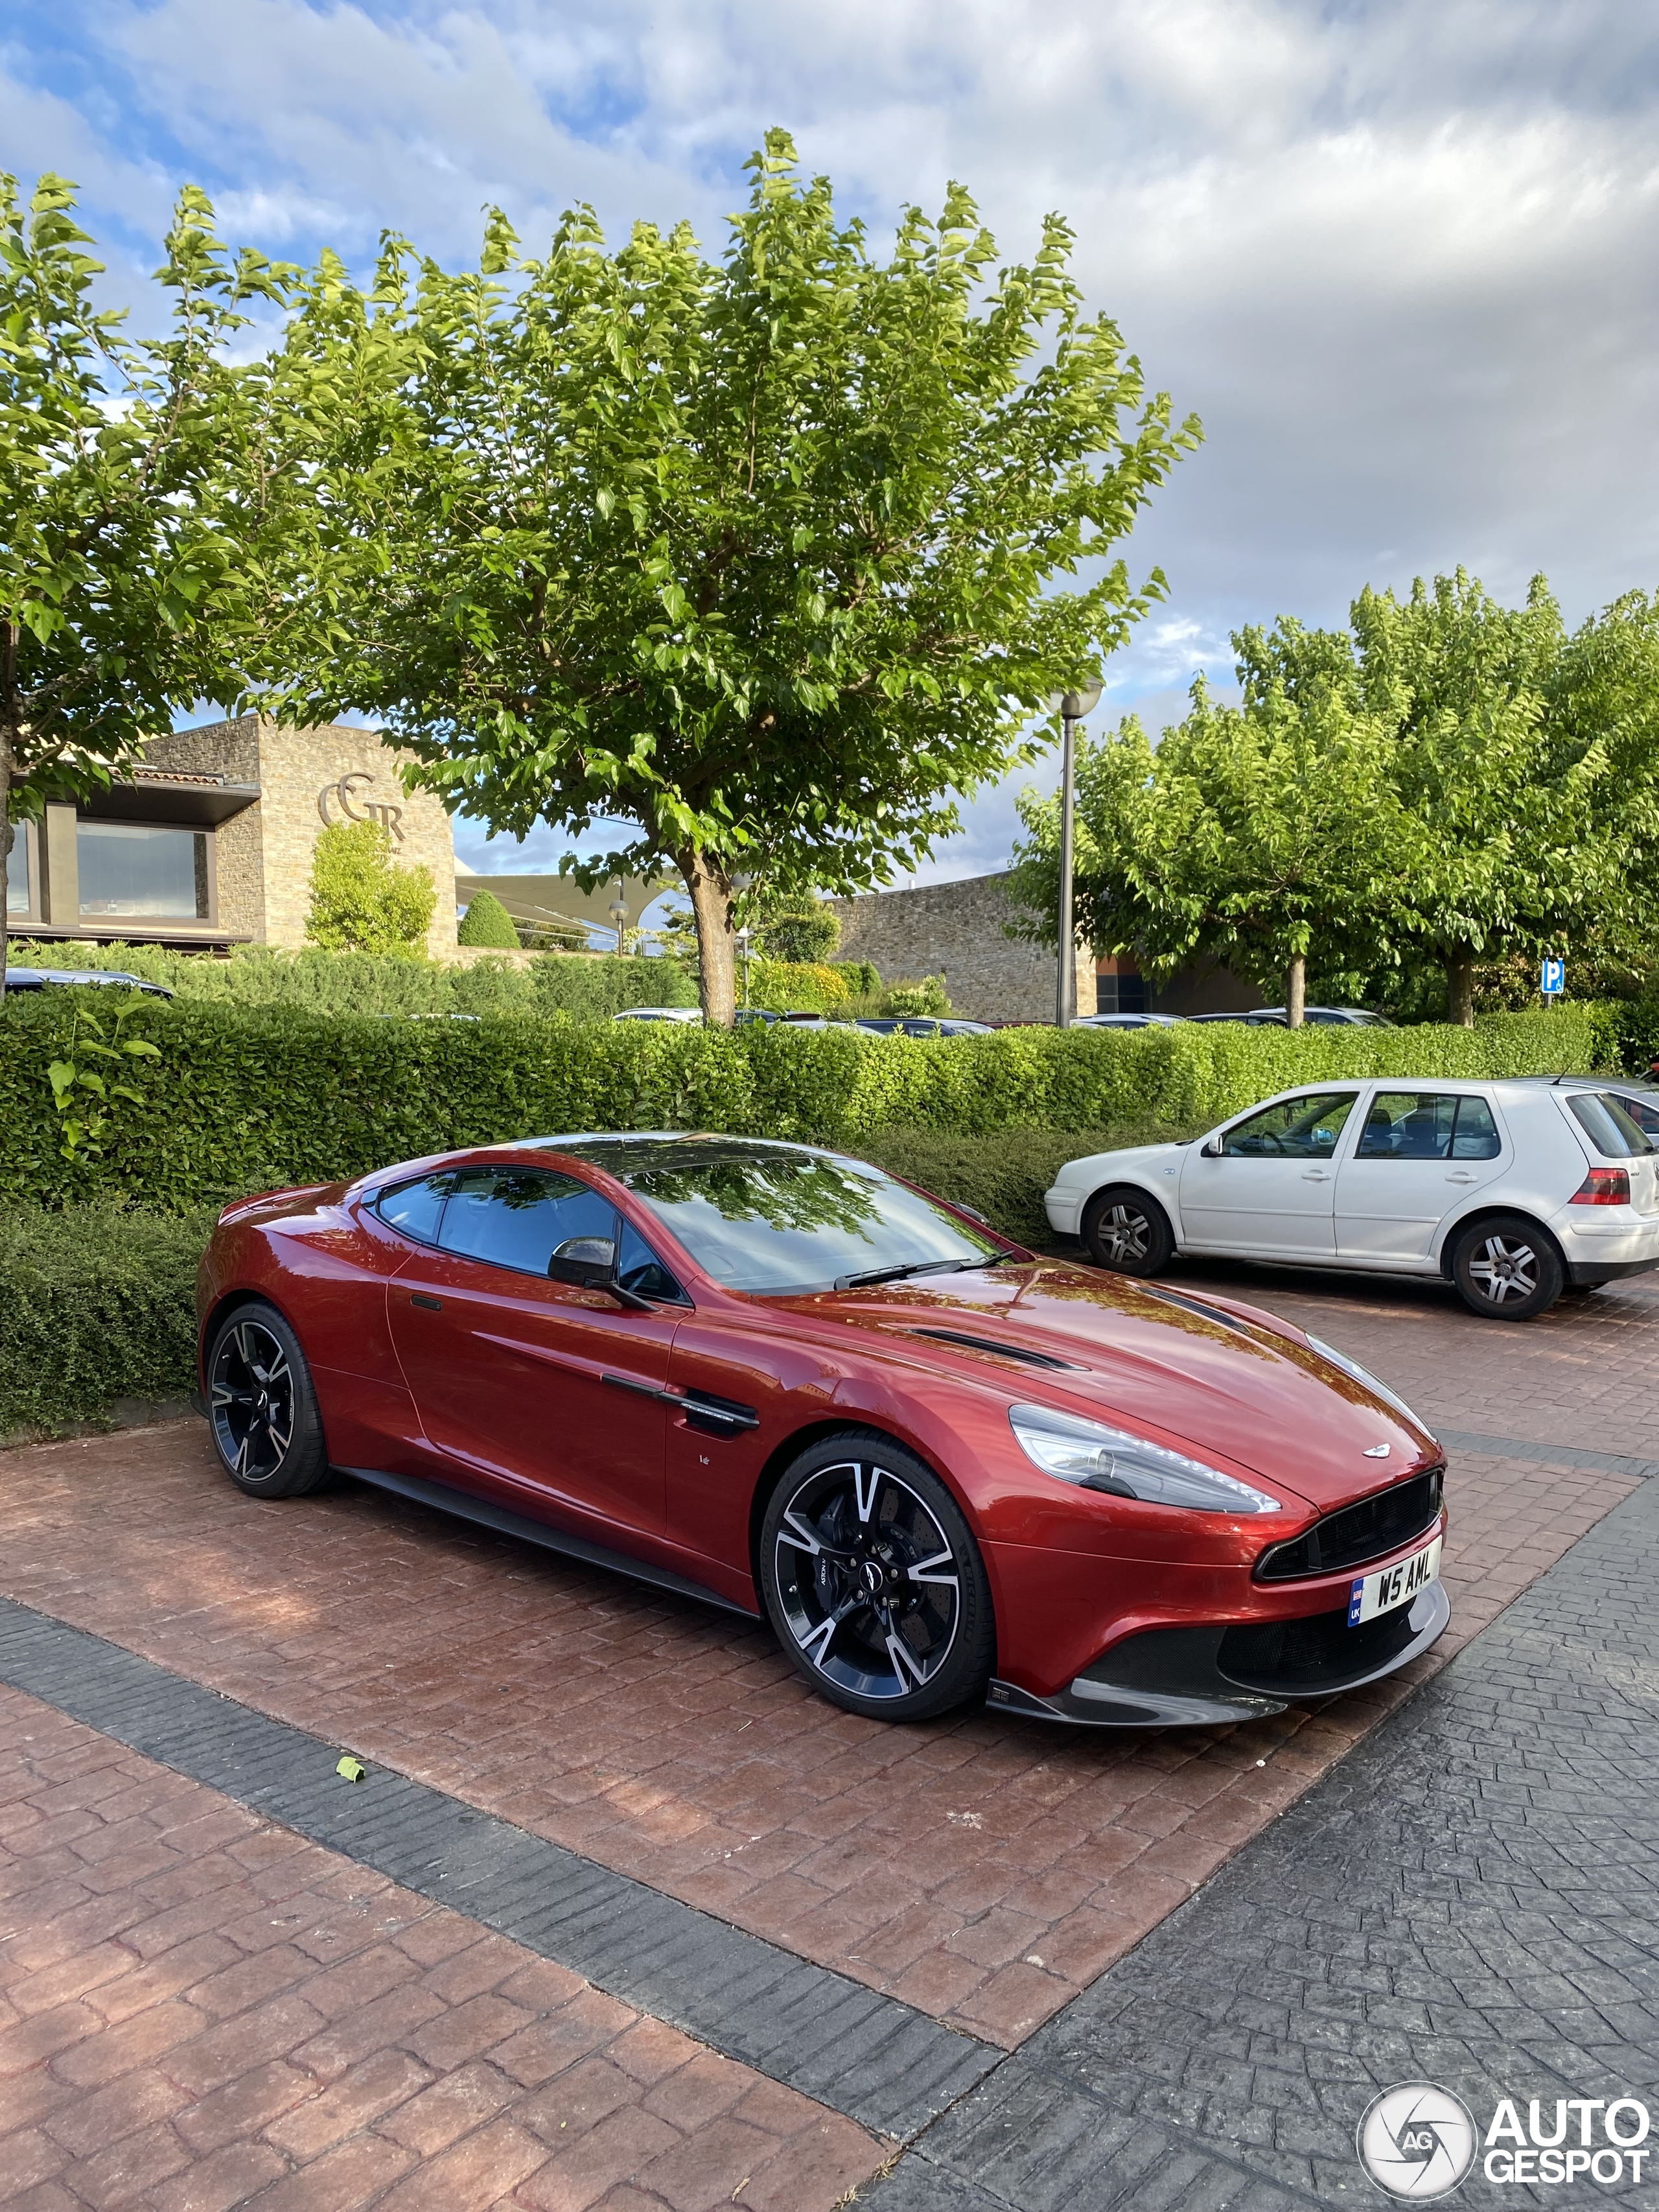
1570,1165,1630,1205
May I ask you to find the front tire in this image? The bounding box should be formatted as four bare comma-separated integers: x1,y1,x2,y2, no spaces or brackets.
1083,1185,1175,1276
206,1301,331,1496
759,1432,994,1722
1450,1216,1564,1321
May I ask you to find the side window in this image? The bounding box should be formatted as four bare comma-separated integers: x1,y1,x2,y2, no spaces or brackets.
438,1167,618,1275
1220,1093,1358,1159
375,1172,452,1244
1450,1097,1501,1159
616,1218,688,1303
1356,1093,1457,1161
1568,1093,1657,1159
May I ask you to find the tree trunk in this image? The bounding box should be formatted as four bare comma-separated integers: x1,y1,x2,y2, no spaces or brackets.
680,848,737,1026
1446,944,1476,1028
1284,953,1305,1029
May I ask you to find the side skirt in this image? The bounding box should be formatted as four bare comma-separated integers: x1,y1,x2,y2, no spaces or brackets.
338,1465,763,1622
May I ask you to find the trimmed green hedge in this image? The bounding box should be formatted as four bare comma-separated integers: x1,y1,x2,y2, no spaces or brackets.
9,939,697,1018
0,1204,210,1436
0,995,1607,1214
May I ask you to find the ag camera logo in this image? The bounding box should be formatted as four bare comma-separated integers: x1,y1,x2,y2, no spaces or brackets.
1357,2083,1478,2200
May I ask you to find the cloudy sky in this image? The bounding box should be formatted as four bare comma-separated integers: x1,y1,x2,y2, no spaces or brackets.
7,0,1658,883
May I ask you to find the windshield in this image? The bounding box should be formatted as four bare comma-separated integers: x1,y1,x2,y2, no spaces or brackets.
558,1140,1005,1294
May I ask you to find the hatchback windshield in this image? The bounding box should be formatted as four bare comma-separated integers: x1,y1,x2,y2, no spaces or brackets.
553,1139,1004,1294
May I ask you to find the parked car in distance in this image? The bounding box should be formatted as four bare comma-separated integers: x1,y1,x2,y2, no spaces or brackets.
2,965,174,998
1074,1013,1185,1030
1046,1078,1659,1320
854,1016,995,1038
613,1005,704,1023
198,1132,1450,1729
1186,1007,1393,1027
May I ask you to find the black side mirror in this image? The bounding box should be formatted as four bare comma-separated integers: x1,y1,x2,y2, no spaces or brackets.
548,1236,655,1311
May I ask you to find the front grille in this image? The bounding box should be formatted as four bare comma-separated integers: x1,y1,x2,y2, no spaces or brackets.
1254,1468,1443,1581
1219,1600,1422,1692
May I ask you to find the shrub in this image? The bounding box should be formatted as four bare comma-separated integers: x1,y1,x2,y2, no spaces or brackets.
305,820,438,953
882,975,952,1016
0,1203,211,1435
831,959,881,999
851,1126,1202,1248
747,959,851,1014
0,995,1607,1215
757,898,842,966
456,887,521,949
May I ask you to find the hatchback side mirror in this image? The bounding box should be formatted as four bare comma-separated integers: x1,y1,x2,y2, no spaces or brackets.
1201,1137,1222,1158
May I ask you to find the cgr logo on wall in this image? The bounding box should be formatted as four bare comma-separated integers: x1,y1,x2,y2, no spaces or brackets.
1357,2083,1478,2200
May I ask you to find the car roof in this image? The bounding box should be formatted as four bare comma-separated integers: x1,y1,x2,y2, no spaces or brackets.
3,966,173,994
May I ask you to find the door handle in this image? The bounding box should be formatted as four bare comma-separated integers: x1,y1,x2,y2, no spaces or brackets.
409,1293,443,1311
1445,1171,1478,1183
1301,1169,1331,1182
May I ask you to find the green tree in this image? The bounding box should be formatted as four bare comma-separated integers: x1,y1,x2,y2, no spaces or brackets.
0,171,289,994
755,893,841,966
1011,675,1406,1023
305,820,436,953
1341,574,1623,1023
456,886,521,949
237,132,1198,1023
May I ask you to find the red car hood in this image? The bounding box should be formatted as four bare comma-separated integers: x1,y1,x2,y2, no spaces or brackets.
793,1263,1441,1512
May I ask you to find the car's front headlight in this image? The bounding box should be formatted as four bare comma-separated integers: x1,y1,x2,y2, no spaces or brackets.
1008,1403,1282,1514
1303,1335,1427,1432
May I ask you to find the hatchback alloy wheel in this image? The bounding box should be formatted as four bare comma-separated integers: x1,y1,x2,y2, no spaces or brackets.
1468,1234,1537,1305
1083,1185,1174,1276
1450,1213,1564,1321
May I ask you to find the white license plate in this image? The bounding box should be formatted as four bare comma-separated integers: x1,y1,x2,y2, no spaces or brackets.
1349,1535,1442,1626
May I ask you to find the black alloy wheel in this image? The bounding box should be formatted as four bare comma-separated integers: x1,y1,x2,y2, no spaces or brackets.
1450,1215,1564,1321
1083,1185,1175,1276
760,1432,994,1721
207,1303,330,1496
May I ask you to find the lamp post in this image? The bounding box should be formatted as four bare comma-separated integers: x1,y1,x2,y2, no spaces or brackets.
1044,682,1103,1027
607,891,629,957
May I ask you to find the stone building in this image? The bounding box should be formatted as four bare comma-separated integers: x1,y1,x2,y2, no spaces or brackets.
826,872,1097,1025
826,870,1263,1024
6,716,458,961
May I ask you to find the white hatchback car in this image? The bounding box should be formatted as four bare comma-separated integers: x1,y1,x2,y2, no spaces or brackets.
1045,1078,1659,1320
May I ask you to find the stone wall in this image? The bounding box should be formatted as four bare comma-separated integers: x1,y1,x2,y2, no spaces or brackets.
826,872,1096,1025
145,719,458,957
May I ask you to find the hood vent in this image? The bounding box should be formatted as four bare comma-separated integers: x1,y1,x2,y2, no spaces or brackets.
909,1328,1084,1371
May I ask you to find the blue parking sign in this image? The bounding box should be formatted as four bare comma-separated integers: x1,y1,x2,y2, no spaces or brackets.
1540,957,1565,996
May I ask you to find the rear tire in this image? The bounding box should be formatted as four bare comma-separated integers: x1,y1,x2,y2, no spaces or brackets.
1083,1185,1175,1276
759,1431,994,1723
1450,1215,1564,1321
206,1301,331,1496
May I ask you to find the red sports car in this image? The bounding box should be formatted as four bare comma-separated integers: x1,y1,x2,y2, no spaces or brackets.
197,1134,1450,1727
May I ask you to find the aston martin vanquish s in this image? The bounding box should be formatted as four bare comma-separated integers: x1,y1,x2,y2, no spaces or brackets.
198,1134,1450,1727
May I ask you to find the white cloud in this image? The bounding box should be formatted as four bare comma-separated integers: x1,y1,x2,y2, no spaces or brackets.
15,0,1659,881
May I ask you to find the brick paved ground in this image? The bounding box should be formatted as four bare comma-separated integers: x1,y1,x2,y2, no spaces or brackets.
870,1454,1659,2209
0,1681,881,2212
0,1419,1629,2053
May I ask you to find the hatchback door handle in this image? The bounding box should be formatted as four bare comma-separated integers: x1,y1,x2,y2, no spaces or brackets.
1302,1169,1331,1182
1446,1171,1478,1183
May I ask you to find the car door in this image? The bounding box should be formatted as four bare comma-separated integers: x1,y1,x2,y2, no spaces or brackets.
386,1163,680,1540
1334,1090,1508,1263
1178,1091,1360,1257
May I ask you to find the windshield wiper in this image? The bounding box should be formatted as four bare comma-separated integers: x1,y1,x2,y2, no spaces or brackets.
836,1259,962,1290
950,1251,1025,1272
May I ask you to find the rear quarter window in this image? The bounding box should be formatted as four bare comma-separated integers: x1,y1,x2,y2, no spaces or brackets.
1566,1093,1657,1159
374,1173,453,1244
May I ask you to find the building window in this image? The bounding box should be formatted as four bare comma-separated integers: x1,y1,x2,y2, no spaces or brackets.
5,822,33,917
78,822,211,920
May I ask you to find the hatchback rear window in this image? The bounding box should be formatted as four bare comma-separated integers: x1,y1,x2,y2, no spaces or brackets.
1567,1093,1657,1159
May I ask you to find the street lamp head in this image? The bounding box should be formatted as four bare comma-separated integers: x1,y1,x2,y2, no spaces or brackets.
1043,681,1104,719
